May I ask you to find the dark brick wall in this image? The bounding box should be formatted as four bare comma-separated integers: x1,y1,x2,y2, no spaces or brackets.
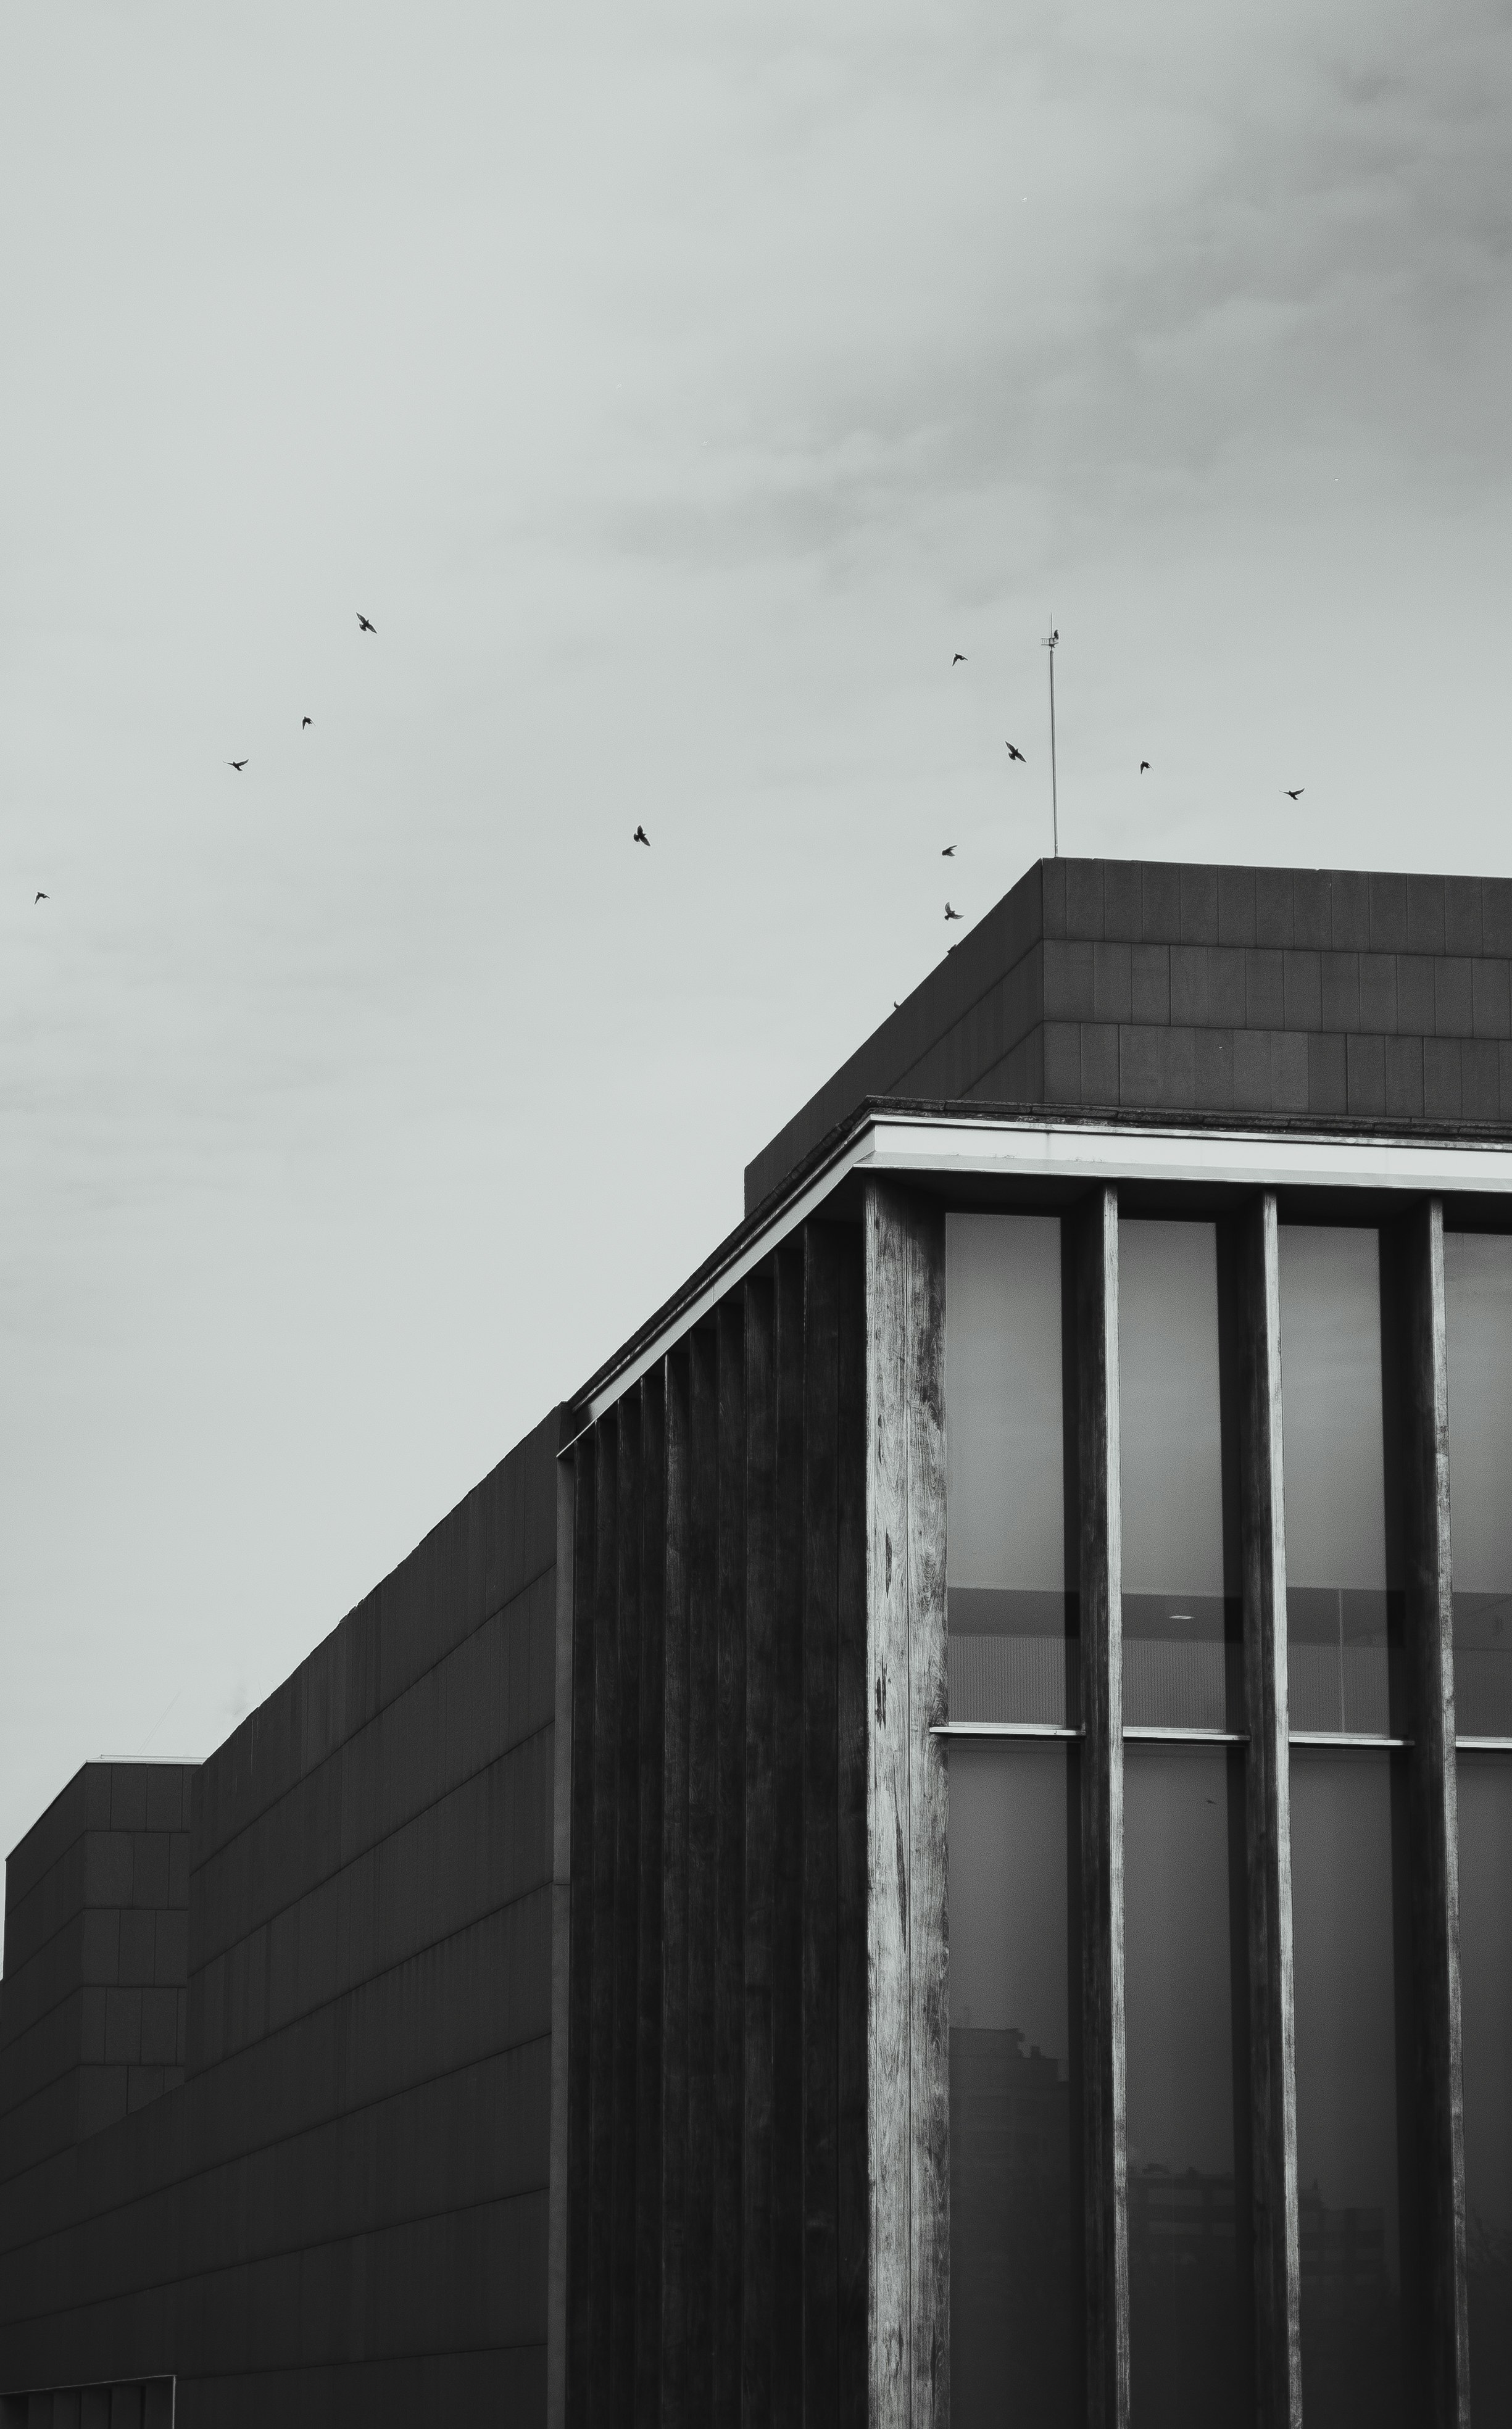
744,857,1512,1211
0,1765,194,2180
0,1407,562,2428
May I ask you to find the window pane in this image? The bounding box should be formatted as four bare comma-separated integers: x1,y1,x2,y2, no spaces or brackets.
1444,1232,1512,1737
1124,1745,1250,2428
950,1742,1080,2427
1457,1754,1512,2417
946,1215,1072,1724
1290,1750,1407,2427
1119,1221,1240,1730
1280,1229,1397,1735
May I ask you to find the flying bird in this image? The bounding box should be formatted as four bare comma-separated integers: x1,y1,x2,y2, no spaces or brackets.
35,891,48,903
633,824,650,847
1006,743,1026,763
227,759,247,772
1140,760,1150,774
357,613,376,633
1286,787,1304,800
302,716,312,729
942,845,956,857
952,653,966,666
945,902,963,921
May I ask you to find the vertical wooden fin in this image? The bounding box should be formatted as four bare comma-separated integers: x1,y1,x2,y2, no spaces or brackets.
1073,1183,1129,2429
744,1271,777,2426
1236,1190,1303,2429
836,1227,870,2429
612,1393,644,2429
684,1326,720,2422
771,1240,808,2423
634,1366,667,2425
1390,1199,1471,2427
660,1352,692,2429
588,1418,621,2427
563,1429,597,2429
713,1295,748,2422
864,1181,949,2429
802,1226,843,2420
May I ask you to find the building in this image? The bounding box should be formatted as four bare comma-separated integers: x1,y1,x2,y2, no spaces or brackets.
3,853,1511,2428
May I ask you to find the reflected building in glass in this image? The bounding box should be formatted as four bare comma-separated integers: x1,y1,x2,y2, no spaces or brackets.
7,855,1512,2428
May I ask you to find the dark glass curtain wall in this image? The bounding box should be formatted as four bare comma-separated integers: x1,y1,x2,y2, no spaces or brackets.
1289,1750,1408,2429
945,1214,1071,1725
1456,1754,1512,2419
1444,1230,1512,1737
949,1742,1081,2429
1279,1227,1395,1735
1123,1744,1251,2429
1118,1221,1239,1731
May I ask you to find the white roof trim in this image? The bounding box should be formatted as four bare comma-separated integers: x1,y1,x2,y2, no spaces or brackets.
578,1108,1512,1425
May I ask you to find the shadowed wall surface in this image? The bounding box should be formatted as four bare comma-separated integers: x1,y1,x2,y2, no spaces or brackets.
0,1408,560,2427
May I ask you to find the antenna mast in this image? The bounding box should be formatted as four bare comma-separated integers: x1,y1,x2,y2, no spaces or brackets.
1043,621,1060,857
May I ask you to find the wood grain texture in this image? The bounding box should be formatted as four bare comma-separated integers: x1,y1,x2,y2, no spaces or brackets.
1234,1191,1302,2429
612,1393,643,2429
713,1295,747,2425
1072,1184,1129,2429
743,1270,777,2427
684,1326,720,2425
836,1226,870,2429
660,1352,692,2429
588,1419,620,2428
1385,1200,1470,2428
634,1367,667,2426
547,1439,578,2429
771,1240,807,2426
864,1181,949,2429
564,1432,597,2429
802,1226,842,2421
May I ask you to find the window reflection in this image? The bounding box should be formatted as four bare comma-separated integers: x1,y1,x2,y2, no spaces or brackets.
1289,1751,1408,2427
945,1216,1073,1724
1444,1232,1512,1738
1279,1229,1398,1735
949,1742,1081,2427
1456,1754,1512,2417
1119,1222,1240,1731
1124,1745,1251,2427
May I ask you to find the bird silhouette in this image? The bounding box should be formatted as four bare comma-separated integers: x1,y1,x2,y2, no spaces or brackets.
1006,743,1026,763
1286,787,1304,800
1140,760,1150,774
35,891,48,903
942,845,956,857
357,613,376,634
952,653,966,666
227,759,247,772
633,824,650,847
302,716,312,729
945,902,963,921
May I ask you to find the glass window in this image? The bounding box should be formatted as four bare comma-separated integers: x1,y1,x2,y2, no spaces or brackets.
946,1215,1073,1724
1119,1221,1240,1731
1279,1228,1397,1735
1289,1751,1408,2427
1124,1745,1251,2427
949,1742,1081,2427
1456,1754,1512,2418
1444,1232,1512,1738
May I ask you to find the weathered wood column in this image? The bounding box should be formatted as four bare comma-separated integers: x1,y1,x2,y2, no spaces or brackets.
1071,1184,1129,2429
1234,1191,1303,2429
1387,1198,1471,2428
864,1181,949,2429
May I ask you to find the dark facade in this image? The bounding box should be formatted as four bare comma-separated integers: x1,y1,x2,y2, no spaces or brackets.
4,857,1511,2429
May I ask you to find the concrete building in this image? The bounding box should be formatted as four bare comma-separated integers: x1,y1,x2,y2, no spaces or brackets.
3,855,1511,2427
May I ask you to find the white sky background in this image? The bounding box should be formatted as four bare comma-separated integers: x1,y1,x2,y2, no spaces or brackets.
2,0,1511,1865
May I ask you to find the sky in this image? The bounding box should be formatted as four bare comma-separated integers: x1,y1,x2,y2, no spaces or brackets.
2,0,1510,1867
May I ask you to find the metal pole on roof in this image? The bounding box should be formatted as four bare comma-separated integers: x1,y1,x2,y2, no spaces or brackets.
1044,620,1060,856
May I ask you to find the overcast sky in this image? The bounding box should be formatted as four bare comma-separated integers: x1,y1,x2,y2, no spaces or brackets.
3,0,1510,1866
